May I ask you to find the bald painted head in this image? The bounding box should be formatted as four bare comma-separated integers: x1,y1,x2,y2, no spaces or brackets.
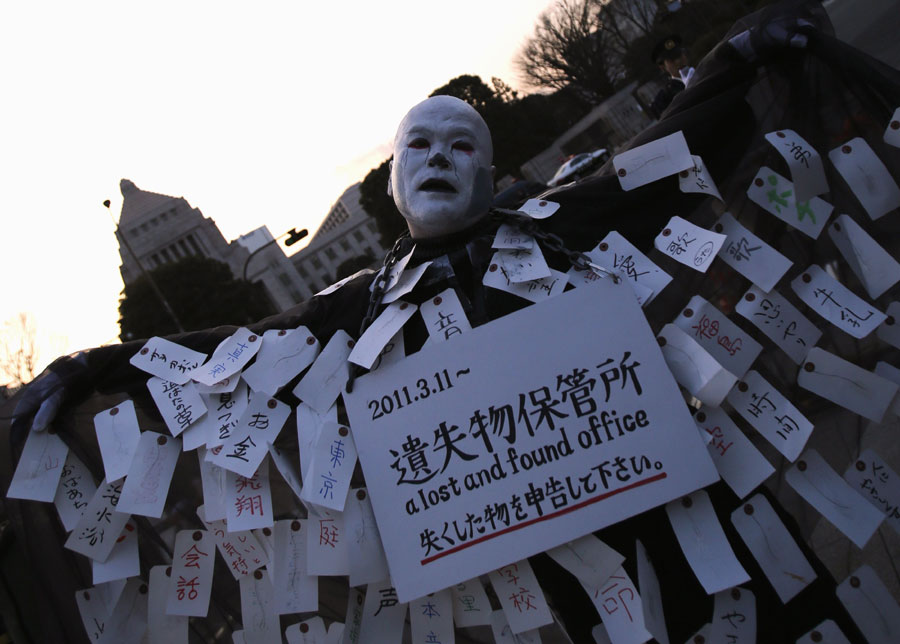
388,95,495,239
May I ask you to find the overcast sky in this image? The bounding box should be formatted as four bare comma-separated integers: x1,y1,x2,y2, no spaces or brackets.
0,0,557,381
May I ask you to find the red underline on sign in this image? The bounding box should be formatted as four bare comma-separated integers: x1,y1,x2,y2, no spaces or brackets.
419,471,668,566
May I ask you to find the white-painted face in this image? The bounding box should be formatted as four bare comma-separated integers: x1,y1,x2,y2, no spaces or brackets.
389,96,495,239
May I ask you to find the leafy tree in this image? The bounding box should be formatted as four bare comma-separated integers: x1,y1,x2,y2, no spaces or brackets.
359,158,406,249
118,256,276,341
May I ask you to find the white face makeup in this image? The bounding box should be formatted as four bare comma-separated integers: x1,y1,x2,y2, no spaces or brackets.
389,96,495,239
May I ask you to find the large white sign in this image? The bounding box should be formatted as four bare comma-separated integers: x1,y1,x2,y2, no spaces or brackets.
345,280,719,601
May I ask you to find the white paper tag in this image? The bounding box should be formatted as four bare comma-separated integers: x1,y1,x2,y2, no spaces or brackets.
369,328,405,372
316,267,376,297
147,566,188,643
747,166,833,238
829,137,900,220
54,451,97,531
75,585,112,642
212,393,289,477
98,577,148,644
297,401,337,478
875,360,900,417
836,565,900,644
483,264,569,303
490,610,542,643
166,529,215,616
130,337,205,384
272,519,318,614
657,324,737,407
374,247,414,297
409,588,454,644
678,154,723,202
614,131,693,191
239,569,280,644
92,519,138,584
653,216,726,273
358,580,408,644
268,444,303,502
665,490,750,594
452,577,492,627
885,108,900,148
225,458,274,531
675,295,762,379
94,400,141,483
828,215,900,299
787,449,884,548
285,617,328,644
419,287,472,343
192,327,261,385
306,508,350,577
242,326,321,395
146,377,207,437
797,619,852,644
877,302,900,349
730,493,816,603
517,198,560,219
341,587,365,644
491,247,552,283
764,129,829,202
792,265,886,338
349,301,417,369
195,372,241,394
292,330,354,412
199,379,250,449
635,540,669,644
197,450,227,521
346,488,390,587
300,422,357,512
381,260,432,305
799,347,898,422
714,212,793,293
7,427,68,502
489,560,553,634
200,511,268,579
593,231,672,305
844,448,900,535
116,431,180,518
580,566,653,644
493,223,535,250
65,478,129,562
727,370,813,462
735,286,821,364
695,406,774,499
546,534,624,590
708,587,755,644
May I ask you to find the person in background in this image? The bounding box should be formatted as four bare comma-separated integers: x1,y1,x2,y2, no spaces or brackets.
648,34,695,119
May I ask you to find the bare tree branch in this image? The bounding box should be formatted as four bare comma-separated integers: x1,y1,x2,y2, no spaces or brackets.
0,312,39,387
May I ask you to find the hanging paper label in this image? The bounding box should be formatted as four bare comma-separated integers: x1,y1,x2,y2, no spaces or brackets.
580,566,653,644
884,108,900,147
381,260,432,305
877,302,900,349
493,224,535,250
409,588,454,644
613,131,693,191
166,529,215,617
746,167,833,238
786,449,884,548
306,507,350,576
199,510,268,579
345,488,390,588
374,247,414,297
657,324,737,407
146,377,207,437
419,288,472,343
7,427,68,502
341,587,365,644
268,444,304,502
653,216,726,273
491,247,552,283
792,265,886,338
285,617,328,644
349,301,417,369
482,264,568,302
242,327,320,395
272,519,318,614
735,286,820,364
54,451,97,531
593,231,672,305
489,560,553,634
715,212,792,293
92,520,138,584
147,566,188,643
239,570,280,644
358,579,408,644
192,327,261,385
828,215,900,299
836,565,900,644
197,450,227,521
64,479,129,562
546,534,624,590
844,448,900,535
98,577,148,643
799,347,897,422
517,198,560,219
212,393,289,477
635,540,669,644
490,610,542,643
225,458,274,532
675,295,762,379
764,129,828,202
297,401,337,478
829,137,900,220
293,330,354,412
709,587,756,644
695,406,774,500
94,400,141,483
797,620,852,644
130,337,205,384
300,422,357,512
451,577,492,627
117,431,180,518
678,154,723,202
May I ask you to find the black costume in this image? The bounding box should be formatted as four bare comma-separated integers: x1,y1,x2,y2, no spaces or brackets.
4,2,900,642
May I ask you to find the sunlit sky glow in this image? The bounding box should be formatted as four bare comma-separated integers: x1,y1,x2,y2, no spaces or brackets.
1,0,557,381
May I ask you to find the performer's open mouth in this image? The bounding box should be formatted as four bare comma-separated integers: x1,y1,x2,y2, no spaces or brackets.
419,178,457,193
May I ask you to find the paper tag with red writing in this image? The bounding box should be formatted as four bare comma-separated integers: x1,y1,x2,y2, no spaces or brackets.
65,478,130,562
792,265,885,339
272,519,318,614
166,529,214,617
731,493,816,603
452,577,492,627
410,588,453,644
727,370,814,462
764,129,828,202
747,167,833,238
788,450,885,548
837,565,900,644
580,566,652,644
489,560,553,634
7,427,69,502
654,216,726,273
709,587,756,644
54,451,97,531
675,295,761,379
292,330,354,413
657,324,737,407
94,401,141,483
828,215,900,299
243,327,320,395
147,565,188,643
239,569,280,644
131,337,205,384
665,490,750,594
92,520,138,584
420,288,472,343
715,212,792,293
799,348,898,423
212,393,289,477
694,406,774,499
844,448,900,535
300,422,357,513
307,508,350,576
117,431,180,518
829,138,900,220
225,457,274,532
345,488,390,588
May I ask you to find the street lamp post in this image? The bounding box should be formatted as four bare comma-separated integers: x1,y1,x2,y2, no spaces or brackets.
242,227,308,281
